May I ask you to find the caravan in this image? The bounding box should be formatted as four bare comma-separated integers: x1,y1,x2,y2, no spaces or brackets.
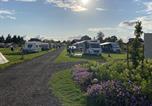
23,41,42,53
41,43,50,51
100,42,121,53
73,40,102,56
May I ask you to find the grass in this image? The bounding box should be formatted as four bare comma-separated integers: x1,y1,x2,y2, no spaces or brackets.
102,53,126,60
55,49,126,63
49,70,86,106
0,48,52,69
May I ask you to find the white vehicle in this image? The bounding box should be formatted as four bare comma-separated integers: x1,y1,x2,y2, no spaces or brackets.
41,43,50,51
73,40,102,56
100,42,121,53
23,41,42,53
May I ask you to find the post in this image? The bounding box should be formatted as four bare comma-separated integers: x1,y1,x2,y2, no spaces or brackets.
127,42,129,68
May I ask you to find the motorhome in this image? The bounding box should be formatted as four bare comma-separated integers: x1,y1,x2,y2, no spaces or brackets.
100,42,121,53
73,40,102,56
41,43,50,51
23,41,42,53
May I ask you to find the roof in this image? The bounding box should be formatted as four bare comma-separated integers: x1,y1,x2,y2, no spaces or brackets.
73,40,100,45
100,42,117,46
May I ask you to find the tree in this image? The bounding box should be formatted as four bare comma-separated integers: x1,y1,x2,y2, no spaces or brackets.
12,35,18,44
97,31,104,43
81,35,91,41
0,35,5,43
117,39,124,49
131,21,143,68
5,34,12,43
110,36,118,42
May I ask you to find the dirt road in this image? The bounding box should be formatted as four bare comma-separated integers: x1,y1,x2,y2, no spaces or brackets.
0,48,79,106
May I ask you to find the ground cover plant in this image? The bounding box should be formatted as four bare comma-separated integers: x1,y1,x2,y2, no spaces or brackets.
72,61,152,106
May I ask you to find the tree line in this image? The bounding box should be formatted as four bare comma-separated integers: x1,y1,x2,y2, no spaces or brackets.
0,34,25,45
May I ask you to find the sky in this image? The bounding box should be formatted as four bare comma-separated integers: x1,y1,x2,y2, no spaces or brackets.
0,0,152,41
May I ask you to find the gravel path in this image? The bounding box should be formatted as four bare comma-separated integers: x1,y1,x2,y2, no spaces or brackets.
0,48,81,106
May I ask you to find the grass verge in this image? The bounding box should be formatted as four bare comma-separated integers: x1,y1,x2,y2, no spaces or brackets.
55,49,126,63
0,48,53,69
49,70,86,106
55,49,105,63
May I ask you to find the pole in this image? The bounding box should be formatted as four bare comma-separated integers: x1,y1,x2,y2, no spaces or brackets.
127,42,129,68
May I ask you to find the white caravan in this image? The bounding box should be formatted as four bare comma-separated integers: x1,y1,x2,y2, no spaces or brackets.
41,43,50,51
100,42,121,53
73,40,102,56
23,41,42,53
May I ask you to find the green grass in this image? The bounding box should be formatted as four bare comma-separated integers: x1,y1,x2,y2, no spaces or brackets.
0,48,52,69
55,49,126,63
55,49,105,63
102,53,126,60
49,70,86,106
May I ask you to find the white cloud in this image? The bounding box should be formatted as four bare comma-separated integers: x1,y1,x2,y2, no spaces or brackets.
16,0,37,2
46,0,88,12
0,0,9,2
0,0,37,2
144,2,152,14
96,7,105,11
119,20,137,28
119,14,152,33
0,9,16,20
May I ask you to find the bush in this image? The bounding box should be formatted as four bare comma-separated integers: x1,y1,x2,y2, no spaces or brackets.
87,80,151,106
72,61,152,106
72,64,93,91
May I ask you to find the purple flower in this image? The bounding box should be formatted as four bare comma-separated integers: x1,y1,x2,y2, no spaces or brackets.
87,84,102,96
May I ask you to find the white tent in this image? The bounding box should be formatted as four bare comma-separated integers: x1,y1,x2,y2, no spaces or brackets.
0,52,9,64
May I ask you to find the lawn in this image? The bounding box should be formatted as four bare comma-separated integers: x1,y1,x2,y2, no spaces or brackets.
49,70,86,106
0,48,52,69
55,49,126,63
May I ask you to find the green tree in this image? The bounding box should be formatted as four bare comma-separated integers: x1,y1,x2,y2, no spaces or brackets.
5,34,12,43
0,35,5,43
131,21,143,68
97,31,104,43
81,35,91,41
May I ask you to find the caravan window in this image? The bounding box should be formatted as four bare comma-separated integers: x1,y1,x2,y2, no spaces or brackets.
90,44,100,48
28,44,33,48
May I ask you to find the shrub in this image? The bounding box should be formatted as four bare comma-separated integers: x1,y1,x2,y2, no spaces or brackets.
72,65,93,90
87,80,152,106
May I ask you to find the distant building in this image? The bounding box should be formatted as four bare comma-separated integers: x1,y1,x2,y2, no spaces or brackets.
144,33,152,59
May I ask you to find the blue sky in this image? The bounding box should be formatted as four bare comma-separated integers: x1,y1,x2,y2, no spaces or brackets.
0,0,152,41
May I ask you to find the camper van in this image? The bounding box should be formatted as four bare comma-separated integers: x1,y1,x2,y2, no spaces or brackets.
23,41,42,53
100,42,121,53
73,40,102,56
41,43,50,51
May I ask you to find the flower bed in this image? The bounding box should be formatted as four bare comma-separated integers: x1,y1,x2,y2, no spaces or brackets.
72,62,152,106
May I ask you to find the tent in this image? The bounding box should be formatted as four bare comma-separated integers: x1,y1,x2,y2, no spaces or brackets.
0,52,9,64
